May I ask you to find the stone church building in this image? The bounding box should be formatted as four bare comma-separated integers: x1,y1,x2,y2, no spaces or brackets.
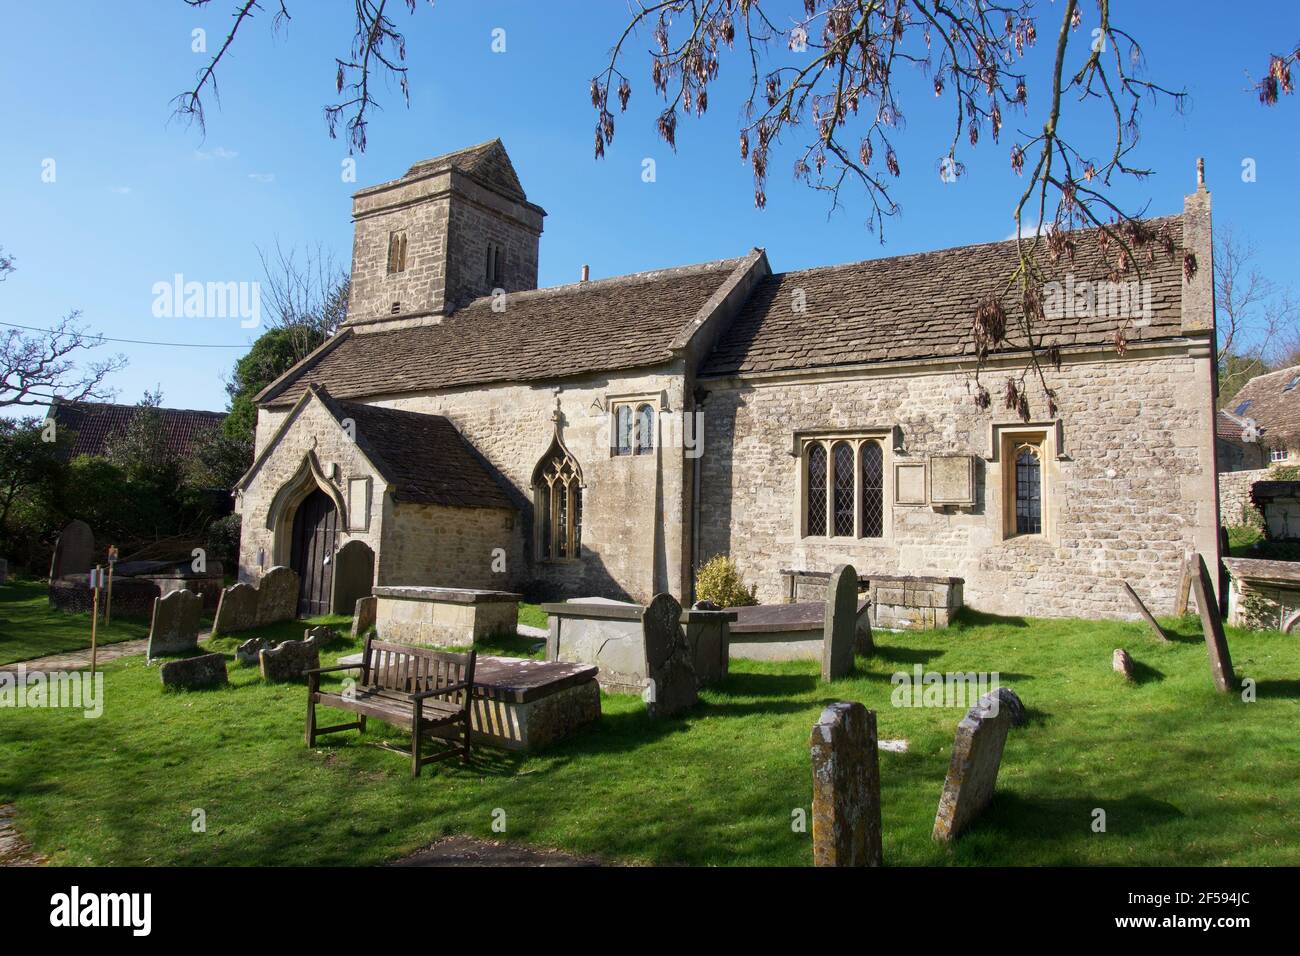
235,139,1221,621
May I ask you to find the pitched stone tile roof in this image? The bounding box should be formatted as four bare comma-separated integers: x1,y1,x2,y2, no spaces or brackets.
701,217,1187,378
403,139,527,202
1221,365,1300,441
265,258,743,406
328,397,515,510
48,399,225,459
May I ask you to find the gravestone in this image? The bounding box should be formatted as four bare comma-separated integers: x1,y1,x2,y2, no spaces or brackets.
255,566,299,625
989,686,1027,727
1189,554,1236,692
352,595,378,639
1122,581,1170,643
213,582,258,635
49,519,94,580
146,589,202,658
236,636,274,666
641,592,698,718
821,564,858,681
331,540,375,615
160,652,228,690
855,601,874,656
933,687,1024,842
1174,552,1195,616
259,632,321,682
684,612,731,687
1112,648,1135,681
810,701,882,867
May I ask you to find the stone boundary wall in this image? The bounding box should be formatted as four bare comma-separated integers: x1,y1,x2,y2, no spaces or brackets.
1219,468,1268,528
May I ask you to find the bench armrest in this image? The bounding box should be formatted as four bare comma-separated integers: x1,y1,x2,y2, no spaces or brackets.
305,662,363,676
411,681,472,702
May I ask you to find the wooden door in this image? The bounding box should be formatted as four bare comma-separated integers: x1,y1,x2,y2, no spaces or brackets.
290,489,338,617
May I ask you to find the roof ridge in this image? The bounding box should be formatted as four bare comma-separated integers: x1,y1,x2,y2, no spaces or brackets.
762,214,1185,282
53,399,225,416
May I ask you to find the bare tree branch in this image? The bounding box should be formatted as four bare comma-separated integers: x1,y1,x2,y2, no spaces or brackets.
0,311,128,409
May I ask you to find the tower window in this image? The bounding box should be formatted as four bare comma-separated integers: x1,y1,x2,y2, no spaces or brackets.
486,240,503,285
386,230,408,274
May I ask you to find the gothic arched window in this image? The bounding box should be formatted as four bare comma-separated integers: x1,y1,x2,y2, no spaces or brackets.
533,442,583,559
615,405,633,456
832,441,855,536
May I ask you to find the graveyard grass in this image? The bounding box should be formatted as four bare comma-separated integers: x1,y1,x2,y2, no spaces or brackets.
1,609,1297,866
0,579,150,666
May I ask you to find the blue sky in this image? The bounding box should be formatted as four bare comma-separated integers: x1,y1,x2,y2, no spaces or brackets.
0,1,1296,413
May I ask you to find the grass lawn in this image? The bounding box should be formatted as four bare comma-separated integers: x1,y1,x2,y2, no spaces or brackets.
0,608,1297,866
0,579,151,666
517,602,548,630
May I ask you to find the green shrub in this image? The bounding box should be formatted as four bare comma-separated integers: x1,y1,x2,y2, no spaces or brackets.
695,554,757,608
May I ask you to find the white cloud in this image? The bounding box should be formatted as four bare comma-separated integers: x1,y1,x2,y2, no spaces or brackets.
194,146,239,160
110,186,132,195
1003,222,1053,241
247,172,275,184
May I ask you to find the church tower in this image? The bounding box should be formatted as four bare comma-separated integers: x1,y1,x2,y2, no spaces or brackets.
343,139,546,332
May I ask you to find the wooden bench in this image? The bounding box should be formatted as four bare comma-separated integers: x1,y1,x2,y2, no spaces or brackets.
306,636,477,778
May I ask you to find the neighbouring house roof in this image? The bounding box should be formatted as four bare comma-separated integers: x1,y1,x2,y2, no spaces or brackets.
47,399,225,459
261,258,745,407
1219,365,1300,443
701,216,1187,378
1216,409,1250,448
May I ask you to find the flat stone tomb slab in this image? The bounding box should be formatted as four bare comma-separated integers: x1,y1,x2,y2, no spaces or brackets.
332,652,599,751
728,599,870,661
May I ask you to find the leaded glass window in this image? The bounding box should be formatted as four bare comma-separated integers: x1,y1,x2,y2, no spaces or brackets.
807,443,828,536
1015,445,1041,535
615,405,633,455
534,444,583,559
861,440,884,538
833,442,855,536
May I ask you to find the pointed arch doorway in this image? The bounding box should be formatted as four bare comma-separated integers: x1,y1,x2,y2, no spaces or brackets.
290,488,338,617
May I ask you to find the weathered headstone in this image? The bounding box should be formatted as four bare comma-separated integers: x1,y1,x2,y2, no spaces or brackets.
146,589,202,658
49,519,94,580
684,613,731,687
821,564,858,681
854,599,874,656
213,582,258,635
989,686,1028,727
1122,581,1170,643
160,652,228,690
1189,554,1236,692
641,592,697,718
933,687,1024,842
1284,607,1300,635
259,632,321,682
810,701,882,867
236,636,275,666
255,566,299,625
1112,648,1135,681
1174,552,1195,616
352,595,378,639
331,540,375,615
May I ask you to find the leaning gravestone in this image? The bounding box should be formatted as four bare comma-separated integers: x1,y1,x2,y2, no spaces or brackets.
821,564,858,681
810,701,883,867
641,592,698,718
331,540,374,615
1189,554,1236,693
255,566,299,625
352,595,378,639
236,636,275,666
146,589,202,659
1121,581,1170,643
212,582,258,636
49,519,94,580
259,631,321,682
933,687,1024,842
160,652,228,690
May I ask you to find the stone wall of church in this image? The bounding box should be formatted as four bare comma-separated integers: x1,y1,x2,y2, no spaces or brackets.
697,344,1220,621
237,397,388,585
379,500,521,592
254,364,692,604
367,364,690,603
